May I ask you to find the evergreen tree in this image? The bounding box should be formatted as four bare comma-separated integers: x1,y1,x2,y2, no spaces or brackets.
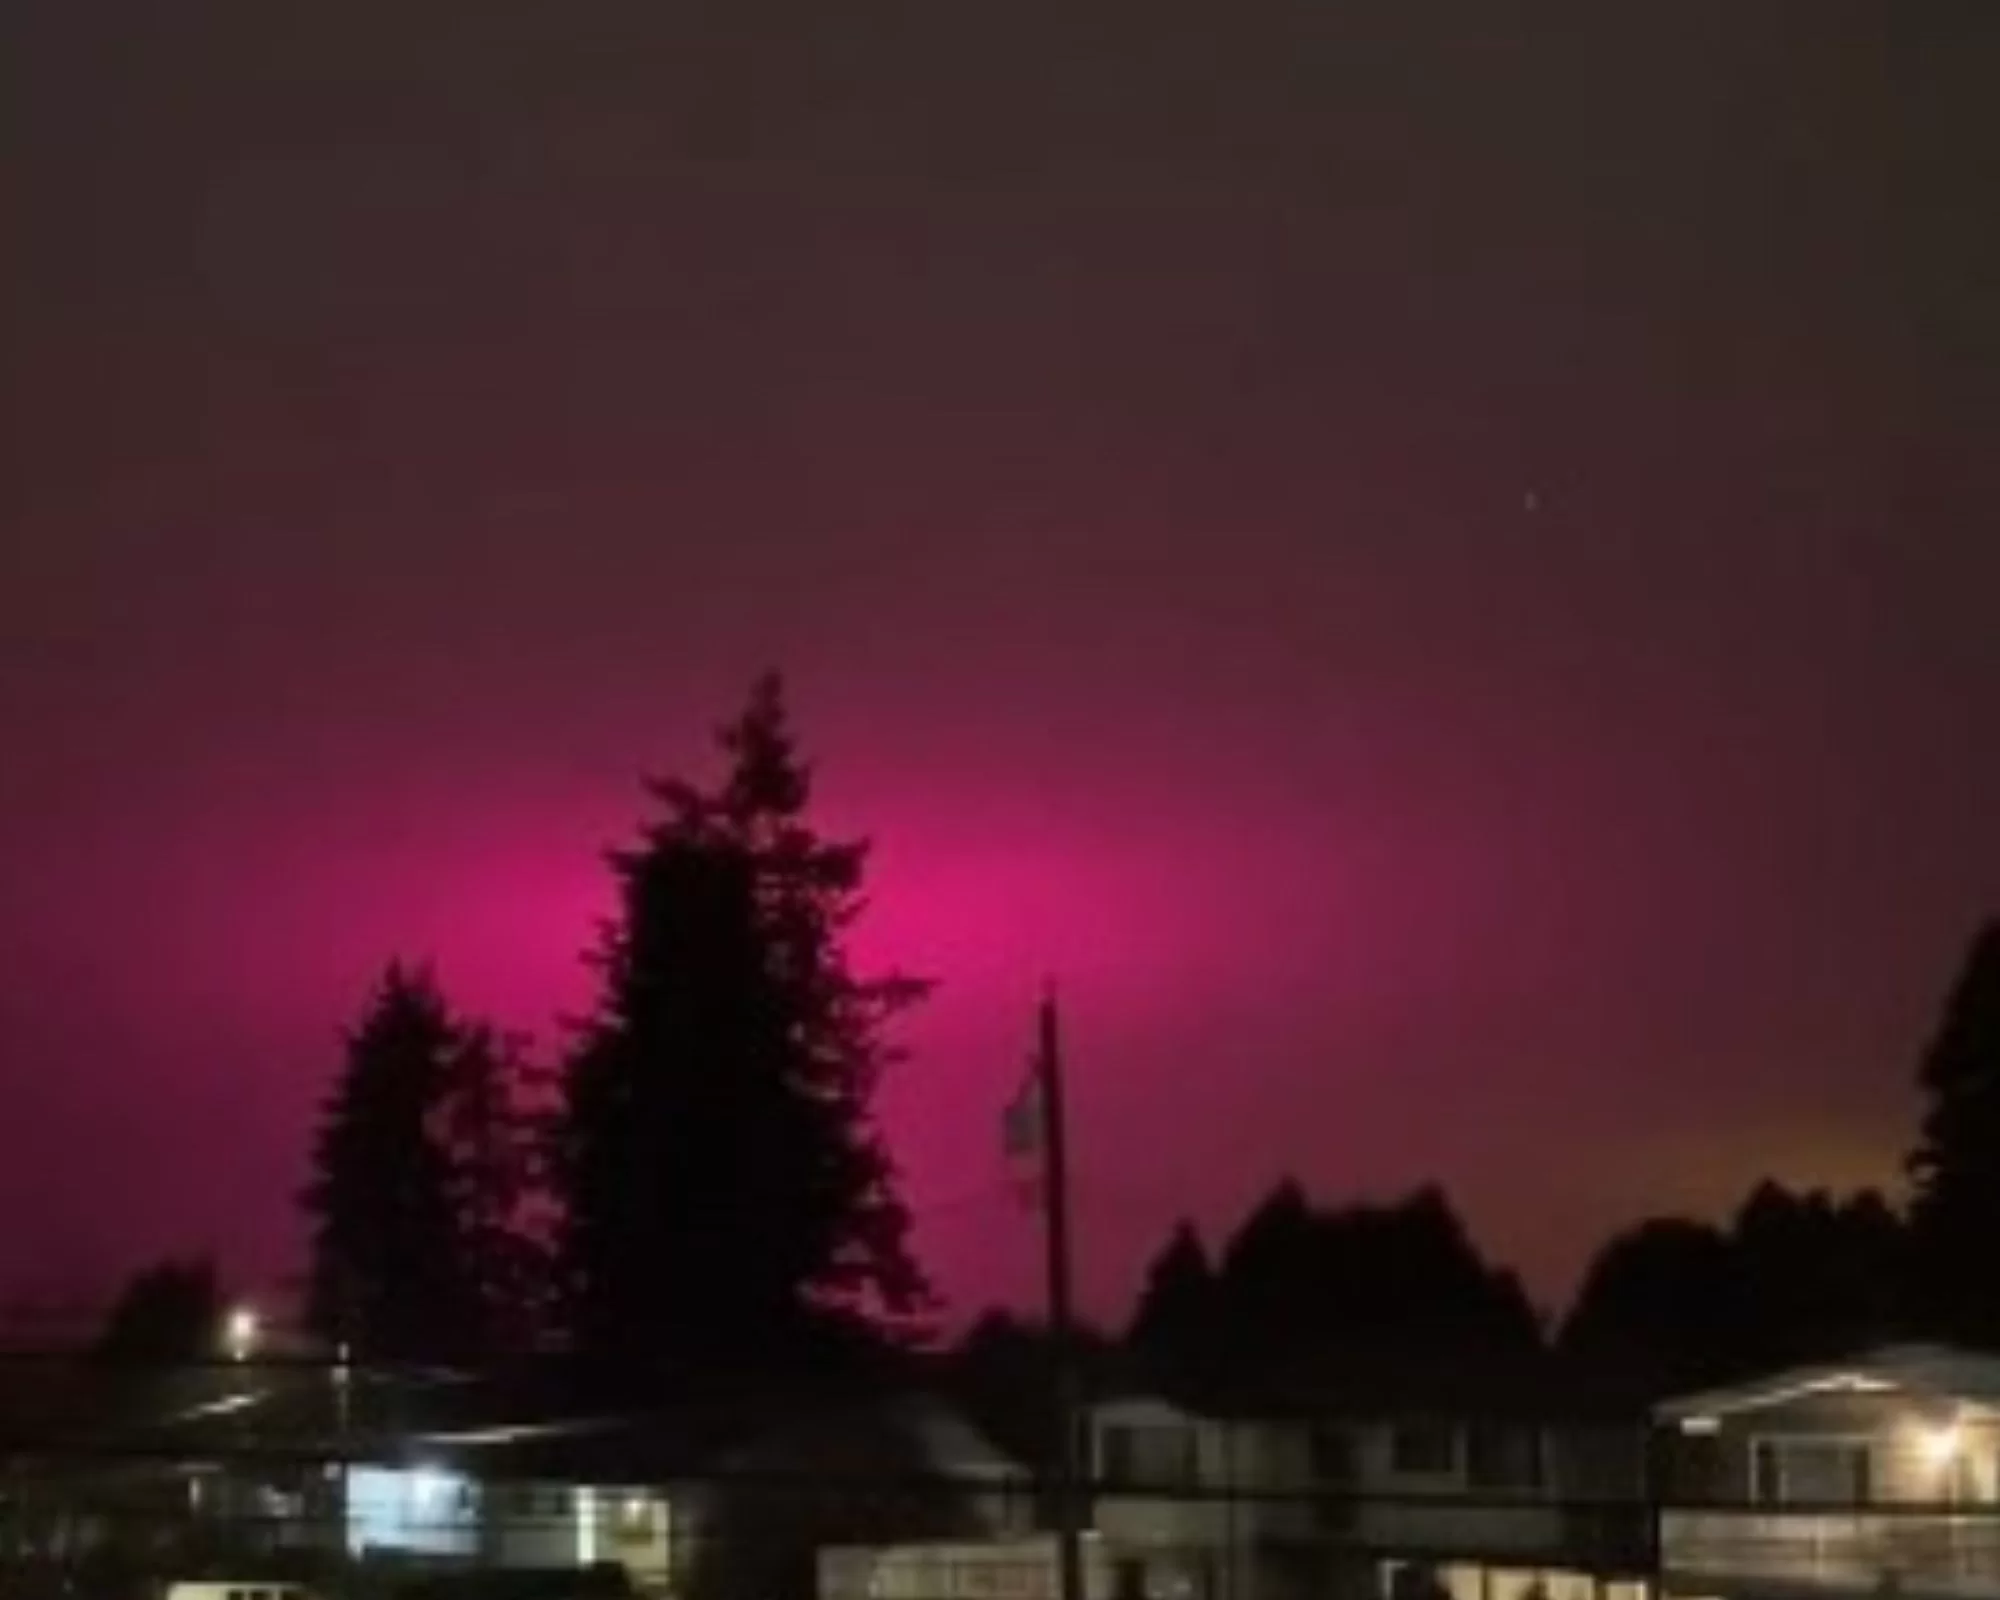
302,962,533,1362
95,1257,224,1366
1907,919,2000,1344
1731,1180,1907,1366
440,1021,549,1354
1211,1178,1317,1367
553,675,928,1393
1558,1216,1748,1402
1126,1221,1217,1389
1339,1186,1543,1376
942,1311,1117,1480
1192,1180,1540,1406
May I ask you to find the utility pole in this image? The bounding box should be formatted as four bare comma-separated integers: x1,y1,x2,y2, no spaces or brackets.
1035,988,1088,1600
333,1339,353,1559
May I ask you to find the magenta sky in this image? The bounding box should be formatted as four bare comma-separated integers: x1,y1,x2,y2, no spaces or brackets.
3,5,1996,1326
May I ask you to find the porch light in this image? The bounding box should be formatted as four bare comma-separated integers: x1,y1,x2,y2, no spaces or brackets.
1919,1423,1963,1468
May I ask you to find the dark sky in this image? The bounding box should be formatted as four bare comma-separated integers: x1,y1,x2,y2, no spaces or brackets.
3,3,1996,1324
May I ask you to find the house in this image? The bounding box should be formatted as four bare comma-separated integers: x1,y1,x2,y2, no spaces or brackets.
1081,1391,1651,1600
20,1352,678,1585
1653,1343,2000,1600
384,1418,684,1585
820,1393,1243,1600
698,1391,1036,1600
403,1387,1033,1597
1088,1392,1319,1600
1321,1409,1650,1600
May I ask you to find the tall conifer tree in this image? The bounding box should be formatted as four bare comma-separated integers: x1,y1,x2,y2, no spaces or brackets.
554,676,928,1392
1908,919,2000,1342
303,963,535,1361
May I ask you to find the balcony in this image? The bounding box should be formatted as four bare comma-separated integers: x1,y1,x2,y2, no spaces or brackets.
1660,1509,2000,1598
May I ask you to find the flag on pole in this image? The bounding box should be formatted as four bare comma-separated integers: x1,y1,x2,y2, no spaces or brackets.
1002,1071,1043,1160
1002,1054,1046,1210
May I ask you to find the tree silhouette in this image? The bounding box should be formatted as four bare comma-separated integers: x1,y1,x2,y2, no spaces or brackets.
94,1257,224,1366
941,1309,1118,1503
1907,919,2000,1344
1731,1181,1907,1367
302,962,536,1362
1144,1180,1540,1408
1210,1178,1318,1371
1561,1181,1914,1404
1127,1221,1218,1389
1560,1216,1749,1402
553,676,928,1395
441,1020,550,1355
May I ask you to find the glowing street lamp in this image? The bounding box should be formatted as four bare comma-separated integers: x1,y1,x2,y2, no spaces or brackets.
223,1305,260,1363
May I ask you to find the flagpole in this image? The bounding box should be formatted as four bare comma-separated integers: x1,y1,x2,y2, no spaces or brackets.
1036,986,1088,1600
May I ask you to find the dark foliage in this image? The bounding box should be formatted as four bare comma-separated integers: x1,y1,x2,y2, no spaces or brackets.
1127,1180,1542,1410
302,962,539,1362
94,1257,224,1366
1558,1215,1748,1403
1908,919,2000,1344
940,1309,1119,1474
1126,1221,1219,1389
553,675,928,1395
1731,1181,1908,1365
1559,1182,1909,1404
442,1020,551,1354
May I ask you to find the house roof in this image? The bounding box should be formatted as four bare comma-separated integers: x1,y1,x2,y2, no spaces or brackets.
880,1395,1025,1480
396,1387,1028,1488
1110,1347,1634,1427
1655,1344,2000,1421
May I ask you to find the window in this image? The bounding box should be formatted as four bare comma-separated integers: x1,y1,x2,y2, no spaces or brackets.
1388,1424,1457,1477
1949,1448,1999,1505
1308,1426,1356,1484
1465,1424,1543,1491
1751,1438,1872,1506
1751,1440,1780,1504
1100,1424,1198,1487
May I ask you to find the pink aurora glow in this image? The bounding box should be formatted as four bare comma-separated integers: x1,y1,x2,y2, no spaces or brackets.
3,2,1996,1326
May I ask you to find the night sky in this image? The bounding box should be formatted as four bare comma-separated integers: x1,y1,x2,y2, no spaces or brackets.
3,4,1996,1324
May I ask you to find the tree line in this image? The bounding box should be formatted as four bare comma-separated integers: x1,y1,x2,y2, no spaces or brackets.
971,918,2000,1417
90,678,2000,1421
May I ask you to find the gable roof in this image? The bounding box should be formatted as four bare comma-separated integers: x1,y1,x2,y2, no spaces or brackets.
883,1395,1025,1480
1656,1344,2000,1422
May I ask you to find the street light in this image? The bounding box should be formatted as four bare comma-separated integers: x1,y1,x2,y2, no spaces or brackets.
223,1305,260,1363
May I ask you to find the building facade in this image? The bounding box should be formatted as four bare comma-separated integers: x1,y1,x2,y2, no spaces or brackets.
1654,1345,2000,1600
1081,1395,1651,1600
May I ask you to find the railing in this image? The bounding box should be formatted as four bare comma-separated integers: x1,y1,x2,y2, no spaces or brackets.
1660,1509,2000,1597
